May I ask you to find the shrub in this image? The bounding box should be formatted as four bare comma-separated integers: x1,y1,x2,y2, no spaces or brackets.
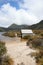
0,41,7,56
26,35,40,46
0,41,14,65
33,30,43,38
40,33,43,37
23,35,33,40
2,55,14,65
30,38,43,49
3,31,16,37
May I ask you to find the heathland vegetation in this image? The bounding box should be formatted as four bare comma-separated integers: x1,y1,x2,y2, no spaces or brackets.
3,31,21,37
3,30,43,65
3,31,16,37
26,30,43,65
0,41,14,65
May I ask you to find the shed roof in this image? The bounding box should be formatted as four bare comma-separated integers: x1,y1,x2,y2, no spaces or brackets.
21,29,33,33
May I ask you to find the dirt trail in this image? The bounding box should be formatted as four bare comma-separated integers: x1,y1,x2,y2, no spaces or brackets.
6,39,36,65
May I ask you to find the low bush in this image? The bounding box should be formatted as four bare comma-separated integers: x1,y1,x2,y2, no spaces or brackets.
33,30,43,38
2,55,14,65
0,41,14,65
0,41,7,56
3,31,16,37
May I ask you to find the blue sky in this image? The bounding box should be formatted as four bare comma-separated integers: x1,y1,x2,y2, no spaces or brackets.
0,0,43,27
0,0,24,9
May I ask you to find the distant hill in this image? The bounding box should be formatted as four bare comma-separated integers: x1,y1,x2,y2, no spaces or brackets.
0,27,6,32
8,20,43,30
0,20,43,32
8,24,17,28
30,20,43,30
8,24,29,31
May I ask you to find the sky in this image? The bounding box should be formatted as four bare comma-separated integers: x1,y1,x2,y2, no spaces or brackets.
0,0,43,27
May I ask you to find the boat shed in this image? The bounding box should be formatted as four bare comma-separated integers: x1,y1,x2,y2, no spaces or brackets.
21,29,33,38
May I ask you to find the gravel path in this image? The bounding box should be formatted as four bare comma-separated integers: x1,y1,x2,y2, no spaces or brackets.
6,40,36,65
0,33,36,65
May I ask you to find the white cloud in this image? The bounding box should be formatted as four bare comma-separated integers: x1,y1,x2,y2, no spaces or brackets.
0,3,39,27
19,0,43,20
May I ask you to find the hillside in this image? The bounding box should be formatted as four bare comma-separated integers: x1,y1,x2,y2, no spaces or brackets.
0,27,6,32
30,20,43,30
8,24,29,31
8,24,17,28
8,20,43,30
0,20,43,32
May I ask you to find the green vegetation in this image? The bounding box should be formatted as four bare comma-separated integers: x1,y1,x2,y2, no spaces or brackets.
0,41,6,56
35,51,43,65
30,50,43,65
22,35,33,40
26,30,43,65
3,31,16,37
0,28,4,32
30,38,43,49
0,41,14,65
30,38,43,65
1,55,14,65
33,30,43,37
3,30,21,38
30,20,43,30
26,34,41,46
17,31,21,37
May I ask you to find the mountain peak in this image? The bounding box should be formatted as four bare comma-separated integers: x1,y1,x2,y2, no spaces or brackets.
8,23,17,28
30,20,43,30
39,20,43,24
